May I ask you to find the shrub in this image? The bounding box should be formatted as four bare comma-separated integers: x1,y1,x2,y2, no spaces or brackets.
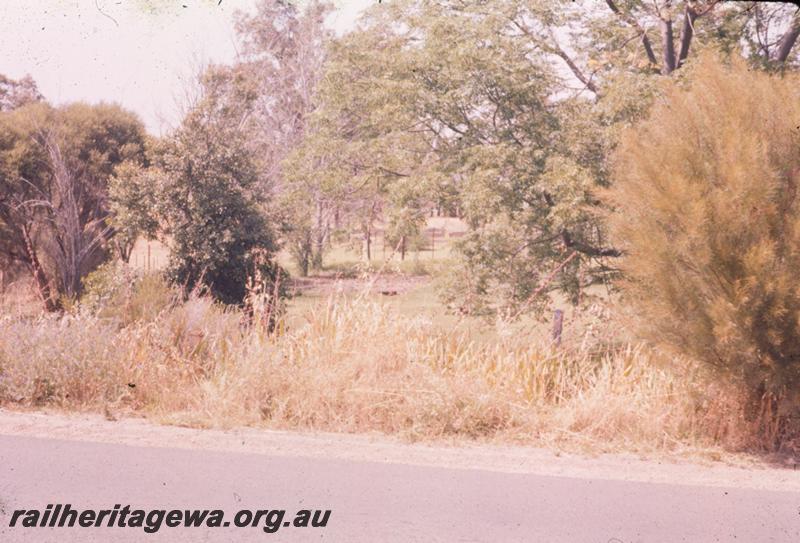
607,53,800,450
81,261,175,326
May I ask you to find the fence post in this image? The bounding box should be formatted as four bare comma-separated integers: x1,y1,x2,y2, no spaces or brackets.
552,309,563,346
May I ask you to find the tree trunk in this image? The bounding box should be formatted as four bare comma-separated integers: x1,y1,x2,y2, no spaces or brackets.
299,248,310,278
605,0,658,67
552,309,564,346
775,15,800,63
661,17,676,75
312,199,325,271
22,224,59,312
676,7,697,68
114,237,133,263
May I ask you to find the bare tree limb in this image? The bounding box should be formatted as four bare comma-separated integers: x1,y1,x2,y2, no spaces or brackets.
661,15,677,74
507,250,579,321
507,17,599,95
21,222,59,312
549,39,599,94
677,6,698,68
774,9,800,63
43,132,113,299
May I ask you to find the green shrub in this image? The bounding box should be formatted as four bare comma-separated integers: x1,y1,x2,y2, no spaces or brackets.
608,53,800,450
111,68,281,305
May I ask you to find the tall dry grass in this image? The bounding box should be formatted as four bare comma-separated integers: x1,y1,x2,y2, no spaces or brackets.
0,283,746,454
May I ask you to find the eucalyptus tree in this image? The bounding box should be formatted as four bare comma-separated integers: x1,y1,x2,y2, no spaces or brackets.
0,73,42,112
234,0,334,275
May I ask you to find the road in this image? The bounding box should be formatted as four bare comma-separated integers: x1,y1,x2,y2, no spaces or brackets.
0,432,798,542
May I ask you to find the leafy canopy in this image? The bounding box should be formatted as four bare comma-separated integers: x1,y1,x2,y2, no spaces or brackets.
132,69,278,305
0,100,147,308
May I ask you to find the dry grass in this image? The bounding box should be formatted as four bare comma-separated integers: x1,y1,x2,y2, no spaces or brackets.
0,281,748,456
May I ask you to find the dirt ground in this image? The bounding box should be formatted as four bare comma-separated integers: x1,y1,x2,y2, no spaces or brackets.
287,274,429,297
1,409,799,492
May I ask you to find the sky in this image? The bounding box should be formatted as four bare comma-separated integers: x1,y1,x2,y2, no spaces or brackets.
0,0,372,135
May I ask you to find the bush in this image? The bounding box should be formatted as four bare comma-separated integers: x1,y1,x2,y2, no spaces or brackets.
81,261,175,325
608,53,800,450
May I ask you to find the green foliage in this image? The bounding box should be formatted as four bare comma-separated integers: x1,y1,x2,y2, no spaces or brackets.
0,100,147,307
278,193,316,277
288,0,800,314
143,70,278,305
108,160,160,261
608,54,800,446
291,0,619,314
234,0,332,276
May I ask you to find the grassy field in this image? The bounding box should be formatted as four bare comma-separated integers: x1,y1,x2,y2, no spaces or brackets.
0,260,755,460
126,223,475,334
128,216,467,275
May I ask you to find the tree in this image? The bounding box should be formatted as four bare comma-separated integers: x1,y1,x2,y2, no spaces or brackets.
0,74,48,286
608,54,800,449
293,0,609,313
0,101,147,310
233,0,333,275
143,68,279,305
108,160,160,262
0,74,42,112
292,0,800,315
283,11,438,269
547,1,800,89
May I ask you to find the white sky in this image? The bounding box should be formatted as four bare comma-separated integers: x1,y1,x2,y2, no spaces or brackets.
0,0,372,135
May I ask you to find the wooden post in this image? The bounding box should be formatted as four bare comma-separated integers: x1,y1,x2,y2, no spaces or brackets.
552,309,564,346
431,229,435,259
147,243,151,271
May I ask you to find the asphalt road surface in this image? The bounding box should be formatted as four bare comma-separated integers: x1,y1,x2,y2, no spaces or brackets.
1,434,799,542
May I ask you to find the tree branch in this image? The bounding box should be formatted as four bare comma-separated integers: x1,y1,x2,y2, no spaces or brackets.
549,40,599,94
676,6,697,68
507,17,598,95
507,250,579,321
561,230,622,258
774,9,800,63
605,0,659,67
